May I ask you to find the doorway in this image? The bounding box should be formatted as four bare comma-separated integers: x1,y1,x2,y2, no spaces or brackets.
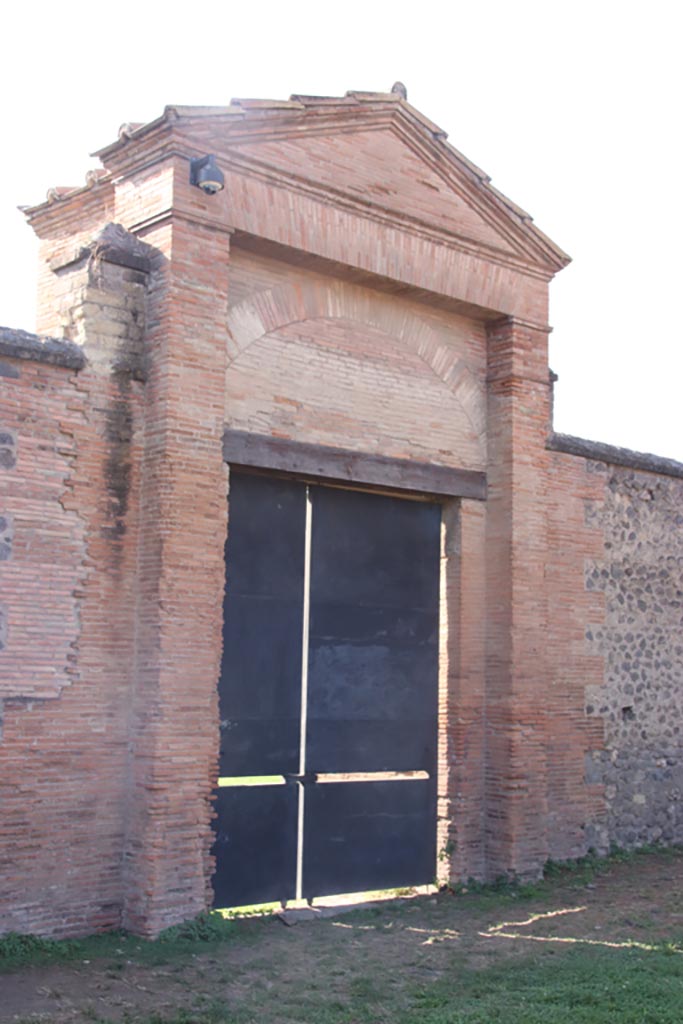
212,471,440,907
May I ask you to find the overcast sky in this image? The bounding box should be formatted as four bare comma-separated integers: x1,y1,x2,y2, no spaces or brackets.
1,1,680,459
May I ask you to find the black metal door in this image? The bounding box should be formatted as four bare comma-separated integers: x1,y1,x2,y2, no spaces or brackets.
213,472,440,908
212,474,304,908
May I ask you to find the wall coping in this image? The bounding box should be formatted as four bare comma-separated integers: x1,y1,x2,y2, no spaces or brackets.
0,327,86,370
548,432,683,480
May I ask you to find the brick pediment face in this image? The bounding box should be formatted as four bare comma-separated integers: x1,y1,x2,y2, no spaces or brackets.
230,126,518,259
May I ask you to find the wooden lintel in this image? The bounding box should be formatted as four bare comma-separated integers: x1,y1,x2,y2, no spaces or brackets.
222,429,487,501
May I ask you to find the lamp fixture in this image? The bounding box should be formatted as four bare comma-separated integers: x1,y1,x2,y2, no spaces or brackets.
189,154,225,195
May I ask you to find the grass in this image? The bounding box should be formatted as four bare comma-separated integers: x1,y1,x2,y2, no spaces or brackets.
4,846,683,1023
398,944,683,1024
26,945,683,1024
0,911,244,973
444,842,683,907
2,844,671,973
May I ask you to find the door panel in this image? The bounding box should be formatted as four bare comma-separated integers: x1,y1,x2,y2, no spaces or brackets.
307,486,440,609
306,486,440,775
220,595,304,775
307,602,438,772
213,784,298,907
225,473,307,599
218,474,306,777
303,779,437,898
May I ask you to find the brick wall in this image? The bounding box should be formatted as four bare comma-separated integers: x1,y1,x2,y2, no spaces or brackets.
225,247,487,469
0,238,147,936
0,333,86,704
545,448,607,859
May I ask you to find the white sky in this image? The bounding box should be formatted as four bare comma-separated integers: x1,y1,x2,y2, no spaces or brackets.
1,0,680,459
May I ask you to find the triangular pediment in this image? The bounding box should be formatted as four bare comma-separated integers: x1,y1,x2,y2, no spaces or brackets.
79,92,569,276
230,125,522,259
167,95,568,274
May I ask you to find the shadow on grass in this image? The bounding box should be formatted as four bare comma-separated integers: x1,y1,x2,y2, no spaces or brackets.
0,912,254,973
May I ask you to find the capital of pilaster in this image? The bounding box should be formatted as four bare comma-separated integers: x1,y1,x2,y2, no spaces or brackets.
486,315,553,388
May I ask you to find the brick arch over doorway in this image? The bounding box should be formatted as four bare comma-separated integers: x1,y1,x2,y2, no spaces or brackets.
225,279,486,465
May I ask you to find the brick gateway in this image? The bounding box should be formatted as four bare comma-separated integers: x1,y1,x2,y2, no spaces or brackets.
1,89,682,937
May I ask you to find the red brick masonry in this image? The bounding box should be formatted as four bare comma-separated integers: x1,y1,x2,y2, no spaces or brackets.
1,92,681,937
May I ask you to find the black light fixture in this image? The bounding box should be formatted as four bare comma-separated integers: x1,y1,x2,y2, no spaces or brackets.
189,154,225,195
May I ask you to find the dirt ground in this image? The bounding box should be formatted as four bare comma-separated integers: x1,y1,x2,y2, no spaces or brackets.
2,850,683,1023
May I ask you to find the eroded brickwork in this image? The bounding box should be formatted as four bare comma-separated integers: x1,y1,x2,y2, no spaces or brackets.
0,354,146,936
0,356,86,702
0,236,148,937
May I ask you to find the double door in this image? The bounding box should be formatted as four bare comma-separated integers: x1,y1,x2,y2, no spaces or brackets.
213,471,440,908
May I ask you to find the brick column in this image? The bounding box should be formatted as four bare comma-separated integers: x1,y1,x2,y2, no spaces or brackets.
485,316,552,878
438,499,487,884
121,203,231,935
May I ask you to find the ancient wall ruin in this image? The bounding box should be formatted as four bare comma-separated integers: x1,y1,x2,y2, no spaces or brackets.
585,460,683,848
547,437,683,855
1,93,681,939
0,237,148,937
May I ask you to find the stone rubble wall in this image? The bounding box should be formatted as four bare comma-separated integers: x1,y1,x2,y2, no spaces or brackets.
585,462,683,847
547,436,683,853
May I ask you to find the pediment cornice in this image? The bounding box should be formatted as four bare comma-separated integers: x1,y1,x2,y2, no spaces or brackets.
24,92,569,279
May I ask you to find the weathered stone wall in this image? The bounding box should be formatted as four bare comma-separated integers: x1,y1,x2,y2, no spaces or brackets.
584,462,683,847
547,437,683,854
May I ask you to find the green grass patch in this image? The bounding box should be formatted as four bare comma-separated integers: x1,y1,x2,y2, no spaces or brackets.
71,1007,250,1024
0,911,249,973
443,843,683,907
400,944,683,1023
5,846,683,1023
25,944,683,1024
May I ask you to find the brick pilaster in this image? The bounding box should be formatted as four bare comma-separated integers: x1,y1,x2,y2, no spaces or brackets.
485,316,552,878
120,190,231,934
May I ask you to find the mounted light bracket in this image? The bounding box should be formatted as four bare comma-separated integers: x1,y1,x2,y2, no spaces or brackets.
189,154,224,195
